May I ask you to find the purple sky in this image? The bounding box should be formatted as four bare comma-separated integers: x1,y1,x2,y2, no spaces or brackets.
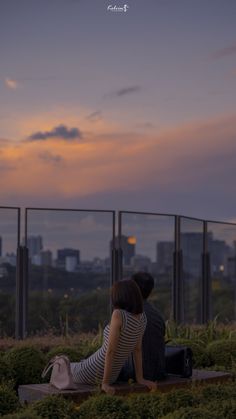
1,0,236,222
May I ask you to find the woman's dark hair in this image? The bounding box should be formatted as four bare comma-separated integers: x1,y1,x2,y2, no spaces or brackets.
131,272,154,300
111,279,143,314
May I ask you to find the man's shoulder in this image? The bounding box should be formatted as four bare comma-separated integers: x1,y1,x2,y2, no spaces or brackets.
143,301,165,327
144,301,162,315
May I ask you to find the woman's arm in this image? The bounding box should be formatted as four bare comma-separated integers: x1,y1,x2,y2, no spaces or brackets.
133,336,157,391
102,309,122,395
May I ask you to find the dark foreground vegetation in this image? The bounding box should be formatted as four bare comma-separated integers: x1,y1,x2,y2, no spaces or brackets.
0,320,235,418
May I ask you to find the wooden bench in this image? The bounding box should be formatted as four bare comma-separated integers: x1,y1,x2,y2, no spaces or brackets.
18,369,233,405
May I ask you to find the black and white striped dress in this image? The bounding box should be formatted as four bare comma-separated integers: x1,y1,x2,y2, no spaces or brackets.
71,309,147,385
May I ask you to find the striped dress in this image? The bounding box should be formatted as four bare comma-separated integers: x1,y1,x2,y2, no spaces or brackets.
71,309,147,385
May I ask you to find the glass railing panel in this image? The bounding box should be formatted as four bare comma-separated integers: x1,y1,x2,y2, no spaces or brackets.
180,217,204,323
119,212,175,320
26,209,114,335
0,207,19,336
207,222,236,322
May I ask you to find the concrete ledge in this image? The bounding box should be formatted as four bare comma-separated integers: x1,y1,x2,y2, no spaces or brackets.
18,369,233,405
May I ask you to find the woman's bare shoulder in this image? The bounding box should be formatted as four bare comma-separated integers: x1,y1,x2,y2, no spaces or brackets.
111,309,122,326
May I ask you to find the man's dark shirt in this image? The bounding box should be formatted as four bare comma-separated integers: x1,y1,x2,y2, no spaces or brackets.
118,300,166,381
142,300,166,380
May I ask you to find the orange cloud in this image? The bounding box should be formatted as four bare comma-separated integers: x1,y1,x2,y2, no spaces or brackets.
1,112,236,205
4,78,19,89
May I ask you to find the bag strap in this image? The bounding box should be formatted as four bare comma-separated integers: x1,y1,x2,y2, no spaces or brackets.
41,355,70,378
42,361,54,378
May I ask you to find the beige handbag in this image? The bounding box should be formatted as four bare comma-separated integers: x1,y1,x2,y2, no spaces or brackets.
42,355,77,390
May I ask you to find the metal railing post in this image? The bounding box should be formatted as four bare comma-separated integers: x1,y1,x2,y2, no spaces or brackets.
117,212,123,281
22,246,29,337
201,221,211,322
15,246,24,339
15,245,28,339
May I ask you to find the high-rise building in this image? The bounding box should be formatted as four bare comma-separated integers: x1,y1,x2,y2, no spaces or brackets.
57,248,80,269
180,232,203,277
156,241,174,273
27,235,43,259
41,250,53,266
111,235,136,266
208,232,231,275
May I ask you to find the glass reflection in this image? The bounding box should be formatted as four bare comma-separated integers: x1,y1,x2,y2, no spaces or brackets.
119,212,175,320
26,210,114,335
180,217,203,324
0,208,19,336
208,222,236,322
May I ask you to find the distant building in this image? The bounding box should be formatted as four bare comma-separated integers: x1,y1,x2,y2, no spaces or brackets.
180,232,203,278
5,253,17,267
32,250,53,267
57,248,80,270
27,235,43,259
156,241,174,273
227,256,236,281
225,240,236,281
208,232,231,275
65,256,77,272
131,254,152,273
41,250,53,266
111,235,136,266
0,266,8,278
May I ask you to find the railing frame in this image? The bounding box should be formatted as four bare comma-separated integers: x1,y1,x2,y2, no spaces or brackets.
1,206,236,338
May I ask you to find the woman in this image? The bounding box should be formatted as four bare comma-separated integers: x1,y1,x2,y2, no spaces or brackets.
71,279,157,394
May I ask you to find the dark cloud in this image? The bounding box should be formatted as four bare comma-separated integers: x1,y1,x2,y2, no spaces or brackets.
38,151,63,164
211,43,236,59
105,85,141,99
27,124,82,141
86,111,103,122
115,85,141,97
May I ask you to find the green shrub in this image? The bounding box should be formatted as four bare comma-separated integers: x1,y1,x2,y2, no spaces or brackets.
127,393,163,419
4,346,45,386
2,409,41,418
207,339,236,368
218,399,236,418
160,388,199,415
32,395,78,419
0,354,12,385
78,394,133,419
46,346,82,363
199,399,236,419
160,405,219,419
205,364,226,371
200,382,236,402
0,384,20,416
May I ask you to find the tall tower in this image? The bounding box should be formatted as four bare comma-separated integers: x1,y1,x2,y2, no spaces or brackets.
27,235,43,258
111,235,136,266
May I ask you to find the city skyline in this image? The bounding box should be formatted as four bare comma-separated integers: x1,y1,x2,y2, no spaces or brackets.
1,1,236,220
1,229,235,276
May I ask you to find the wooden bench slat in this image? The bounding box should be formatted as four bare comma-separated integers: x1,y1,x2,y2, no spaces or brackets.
18,369,233,405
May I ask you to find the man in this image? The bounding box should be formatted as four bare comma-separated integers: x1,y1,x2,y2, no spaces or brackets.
118,272,166,381
132,272,166,380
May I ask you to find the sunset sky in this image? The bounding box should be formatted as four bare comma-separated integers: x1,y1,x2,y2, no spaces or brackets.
1,0,236,221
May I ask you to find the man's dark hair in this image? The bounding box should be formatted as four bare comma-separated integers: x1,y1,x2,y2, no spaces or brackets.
111,279,143,314
131,271,154,300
